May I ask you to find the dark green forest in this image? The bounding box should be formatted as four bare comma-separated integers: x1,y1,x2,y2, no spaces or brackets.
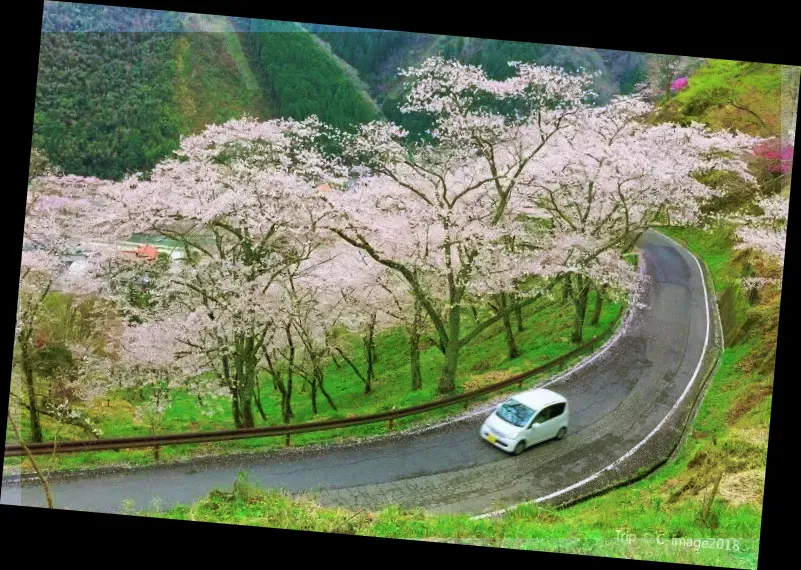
34,4,379,179
238,20,380,130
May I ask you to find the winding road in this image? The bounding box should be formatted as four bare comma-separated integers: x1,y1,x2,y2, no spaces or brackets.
1,230,717,517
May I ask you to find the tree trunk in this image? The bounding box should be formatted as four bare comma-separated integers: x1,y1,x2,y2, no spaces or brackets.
362,313,377,394
284,325,295,422
438,307,461,394
590,284,606,326
410,297,423,392
315,365,337,411
20,342,43,443
501,293,521,359
369,313,377,366
239,388,255,429
309,375,318,414
231,386,243,429
223,354,242,429
7,409,53,508
335,347,371,394
253,381,268,422
571,276,591,344
284,374,293,423
236,338,257,429
515,296,524,332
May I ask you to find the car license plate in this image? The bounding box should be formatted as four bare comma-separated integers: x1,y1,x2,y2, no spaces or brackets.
487,434,497,444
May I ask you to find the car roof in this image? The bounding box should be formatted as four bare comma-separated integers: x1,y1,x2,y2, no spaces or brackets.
508,388,566,410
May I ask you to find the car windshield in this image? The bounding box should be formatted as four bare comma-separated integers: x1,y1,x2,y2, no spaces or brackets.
495,399,536,428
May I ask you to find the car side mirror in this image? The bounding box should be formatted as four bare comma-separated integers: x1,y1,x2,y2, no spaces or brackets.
530,422,541,429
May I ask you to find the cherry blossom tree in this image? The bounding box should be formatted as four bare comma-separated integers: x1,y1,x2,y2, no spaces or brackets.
326,161,556,395
346,265,429,392
112,321,189,458
325,246,406,395
735,193,790,263
12,175,110,442
71,117,347,429
519,96,761,342
264,252,345,415
324,58,604,386
392,57,603,357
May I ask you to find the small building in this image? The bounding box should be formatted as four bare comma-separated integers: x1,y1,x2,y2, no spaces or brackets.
133,244,159,262
117,239,185,261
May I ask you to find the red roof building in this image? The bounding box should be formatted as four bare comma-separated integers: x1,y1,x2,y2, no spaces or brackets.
131,244,159,262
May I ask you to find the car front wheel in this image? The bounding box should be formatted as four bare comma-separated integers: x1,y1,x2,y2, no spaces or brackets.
556,427,567,440
513,441,526,455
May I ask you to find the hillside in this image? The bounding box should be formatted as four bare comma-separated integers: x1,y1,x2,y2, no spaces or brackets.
33,2,380,180
652,60,797,210
301,24,648,127
656,59,795,138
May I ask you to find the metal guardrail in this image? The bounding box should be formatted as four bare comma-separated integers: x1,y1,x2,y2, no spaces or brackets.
5,306,624,458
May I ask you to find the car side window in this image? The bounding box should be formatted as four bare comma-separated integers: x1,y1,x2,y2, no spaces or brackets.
531,407,551,426
550,403,566,418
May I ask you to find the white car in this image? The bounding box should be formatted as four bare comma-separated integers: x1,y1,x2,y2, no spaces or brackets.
480,388,569,455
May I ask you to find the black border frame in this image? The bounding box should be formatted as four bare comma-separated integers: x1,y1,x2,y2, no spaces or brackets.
4,3,798,569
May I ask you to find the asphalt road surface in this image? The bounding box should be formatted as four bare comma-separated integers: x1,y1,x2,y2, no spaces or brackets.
1,229,710,516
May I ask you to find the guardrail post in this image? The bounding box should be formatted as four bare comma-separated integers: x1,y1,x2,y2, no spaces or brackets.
388,418,394,431
285,434,291,447
153,445,160,461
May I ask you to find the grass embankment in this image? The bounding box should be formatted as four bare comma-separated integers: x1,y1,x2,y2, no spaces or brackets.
144,225,777,570
143,472,759,569
6,288,622,474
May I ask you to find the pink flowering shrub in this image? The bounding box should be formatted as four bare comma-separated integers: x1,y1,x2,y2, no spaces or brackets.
753,139,794,174
670,76,689,91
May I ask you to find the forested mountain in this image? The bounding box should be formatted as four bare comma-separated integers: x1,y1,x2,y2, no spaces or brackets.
34,3,379,179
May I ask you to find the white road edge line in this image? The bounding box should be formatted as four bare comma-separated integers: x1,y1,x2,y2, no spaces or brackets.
472,234,711,520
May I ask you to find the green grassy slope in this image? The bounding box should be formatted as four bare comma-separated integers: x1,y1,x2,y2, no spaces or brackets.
146,472,760,569
656,60,792,138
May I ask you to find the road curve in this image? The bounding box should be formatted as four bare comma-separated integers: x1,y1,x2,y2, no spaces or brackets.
1,230,714,516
